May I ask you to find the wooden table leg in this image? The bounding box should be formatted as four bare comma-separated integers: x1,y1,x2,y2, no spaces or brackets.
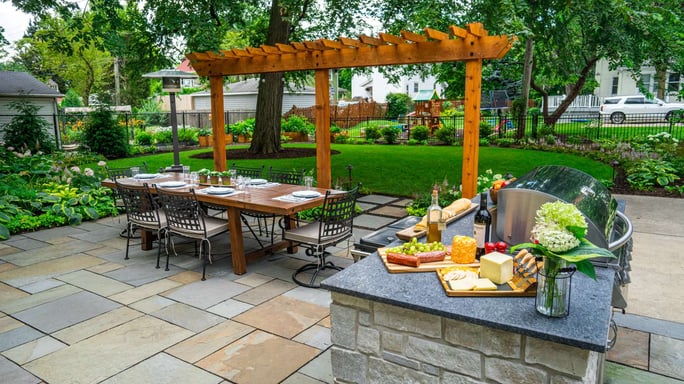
227,207,246,275
141,228,154,250
284,214,298,254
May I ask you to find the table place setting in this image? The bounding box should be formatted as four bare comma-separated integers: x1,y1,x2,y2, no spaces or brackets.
156,181,188,189
196,187,244,197
273,190,322,203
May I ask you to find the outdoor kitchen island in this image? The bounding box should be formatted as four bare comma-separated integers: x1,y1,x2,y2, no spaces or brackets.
322,208,615,384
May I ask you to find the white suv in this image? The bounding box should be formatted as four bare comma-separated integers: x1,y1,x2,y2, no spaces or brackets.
599,95,684,124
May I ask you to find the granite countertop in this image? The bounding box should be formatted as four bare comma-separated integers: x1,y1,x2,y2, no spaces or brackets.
322,200,615,352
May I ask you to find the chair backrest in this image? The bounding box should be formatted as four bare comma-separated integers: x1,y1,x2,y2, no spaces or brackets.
268,167,305,185
115,181,162,226
156,188,207,236
318,185,359,242
230,163,264,178
107,163,148,180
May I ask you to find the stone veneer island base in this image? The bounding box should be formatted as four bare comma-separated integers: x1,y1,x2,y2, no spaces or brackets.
329,291,601,383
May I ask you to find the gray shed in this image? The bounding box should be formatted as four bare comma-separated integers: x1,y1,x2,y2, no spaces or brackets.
0,71,63,139
191,78,315,112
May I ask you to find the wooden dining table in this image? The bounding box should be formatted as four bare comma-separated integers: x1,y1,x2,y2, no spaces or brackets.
103,173,332,275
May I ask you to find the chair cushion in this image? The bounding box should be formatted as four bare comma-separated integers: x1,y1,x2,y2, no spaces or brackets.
168,216,228,240
131,210,167,231
283,221,350,247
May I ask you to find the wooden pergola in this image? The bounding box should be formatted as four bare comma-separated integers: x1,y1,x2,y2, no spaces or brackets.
187,23,513,198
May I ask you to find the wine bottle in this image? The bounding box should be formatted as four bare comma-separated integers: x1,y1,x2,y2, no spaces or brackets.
473,191,491,259
426,189,443,243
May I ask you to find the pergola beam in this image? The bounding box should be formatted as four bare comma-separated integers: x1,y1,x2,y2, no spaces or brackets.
187,23,515,195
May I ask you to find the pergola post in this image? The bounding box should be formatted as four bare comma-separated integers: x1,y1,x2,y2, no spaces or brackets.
314,69,332,188
462,59,483,198
210,75,226,171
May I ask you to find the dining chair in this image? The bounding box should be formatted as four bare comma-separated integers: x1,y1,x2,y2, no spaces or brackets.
240,167,307,248
115,180,167,268
230,163,264,179
156,187,229,280
107,163,150,236
282,185,360,288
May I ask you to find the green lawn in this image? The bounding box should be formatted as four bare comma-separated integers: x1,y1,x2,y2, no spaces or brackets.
102,143,612,197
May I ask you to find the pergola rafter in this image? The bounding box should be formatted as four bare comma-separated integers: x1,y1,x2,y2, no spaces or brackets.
187,23,514,197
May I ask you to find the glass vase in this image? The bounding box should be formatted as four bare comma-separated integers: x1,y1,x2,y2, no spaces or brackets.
536,257,574,317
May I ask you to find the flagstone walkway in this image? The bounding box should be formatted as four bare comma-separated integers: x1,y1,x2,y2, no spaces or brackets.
0,194,682,383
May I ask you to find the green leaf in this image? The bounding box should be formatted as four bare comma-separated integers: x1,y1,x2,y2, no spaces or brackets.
572,259,596,280
0,224,9,240
84,207,99,219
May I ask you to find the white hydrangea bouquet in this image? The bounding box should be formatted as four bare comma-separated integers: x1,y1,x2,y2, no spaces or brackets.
511,201,615,316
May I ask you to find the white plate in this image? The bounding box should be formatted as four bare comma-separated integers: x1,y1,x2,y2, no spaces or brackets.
134,173,158,179
205,187,234,195
249,178,268,185
292,190,322,198
158,181,187,188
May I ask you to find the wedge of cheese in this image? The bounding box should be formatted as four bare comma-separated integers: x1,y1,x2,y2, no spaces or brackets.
479,252,513,285
473,278,497,291
448,279,476,291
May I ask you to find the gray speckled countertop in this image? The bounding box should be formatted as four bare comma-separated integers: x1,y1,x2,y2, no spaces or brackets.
322,199,615,352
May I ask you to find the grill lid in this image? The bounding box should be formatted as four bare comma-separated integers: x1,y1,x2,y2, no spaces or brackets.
497,165,617,248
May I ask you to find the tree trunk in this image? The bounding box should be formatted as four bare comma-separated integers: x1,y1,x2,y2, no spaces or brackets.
249,0,290,154
532,57,599,125
517,37,534,139
655,64,668,99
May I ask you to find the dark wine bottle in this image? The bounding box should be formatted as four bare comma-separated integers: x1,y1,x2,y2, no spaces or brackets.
473,192,492,259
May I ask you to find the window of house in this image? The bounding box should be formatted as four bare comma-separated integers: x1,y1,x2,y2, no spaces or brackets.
640,74,655,93
611,77,619,95
414,83,419,92
668,73,681,92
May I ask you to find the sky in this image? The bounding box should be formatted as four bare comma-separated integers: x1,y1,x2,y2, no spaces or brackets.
1,2,32,47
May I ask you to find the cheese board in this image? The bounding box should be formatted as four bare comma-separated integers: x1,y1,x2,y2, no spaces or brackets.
395,203,477,241
436,266,536,297
378,246,479,273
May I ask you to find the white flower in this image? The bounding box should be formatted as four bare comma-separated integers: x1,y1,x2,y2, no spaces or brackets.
7,146,14,151
97,161,107,167
70,166,81,173
84,168,94,176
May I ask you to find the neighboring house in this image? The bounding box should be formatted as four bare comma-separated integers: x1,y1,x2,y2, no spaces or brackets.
594,59,683,102
351,68,445,103
191,78,316,112
0,71,63,138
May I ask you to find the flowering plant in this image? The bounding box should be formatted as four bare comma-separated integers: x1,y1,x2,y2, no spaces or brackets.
511,201,615,280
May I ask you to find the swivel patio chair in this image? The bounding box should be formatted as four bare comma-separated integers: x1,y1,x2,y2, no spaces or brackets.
115,180,167,268
282,185,359,288
156,187,230,280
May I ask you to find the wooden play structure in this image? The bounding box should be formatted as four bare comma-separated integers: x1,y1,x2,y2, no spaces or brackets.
186,23,514,198
410,88,443,134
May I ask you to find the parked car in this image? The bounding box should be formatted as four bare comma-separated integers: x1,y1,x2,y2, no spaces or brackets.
599,95,684,124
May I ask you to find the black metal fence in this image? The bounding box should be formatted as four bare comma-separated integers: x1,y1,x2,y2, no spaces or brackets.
1,110,682,149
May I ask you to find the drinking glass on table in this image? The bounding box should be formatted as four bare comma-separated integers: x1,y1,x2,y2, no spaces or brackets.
189,172,199,187
130,167,140,180
229,169,237,185
304,176,313,190
182,165,190,182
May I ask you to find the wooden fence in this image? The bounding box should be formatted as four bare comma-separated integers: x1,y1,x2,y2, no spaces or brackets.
284,101,389,128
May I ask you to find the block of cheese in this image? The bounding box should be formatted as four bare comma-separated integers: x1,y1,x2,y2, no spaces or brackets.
474,278,497,291
479,252,513,285
448,279,476,291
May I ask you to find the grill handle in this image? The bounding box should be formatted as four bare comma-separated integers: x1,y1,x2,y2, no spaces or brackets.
608,211,633,252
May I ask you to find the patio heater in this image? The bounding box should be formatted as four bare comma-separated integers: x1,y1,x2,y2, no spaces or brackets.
142,69,198,171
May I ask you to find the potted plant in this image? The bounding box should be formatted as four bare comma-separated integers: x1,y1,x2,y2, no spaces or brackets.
281,115,313,142
198,128,213,147
231,118,255,143
220,171,233,185
197,168,211,183
209,171,221,185
224,124,233,145
330,125,342,142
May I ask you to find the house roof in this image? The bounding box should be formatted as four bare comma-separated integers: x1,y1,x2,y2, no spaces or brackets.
191,78,315,96
413,89,440,101
176,58,196,73
0,71,63,98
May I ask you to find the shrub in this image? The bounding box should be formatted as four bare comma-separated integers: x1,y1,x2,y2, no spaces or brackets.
2,100,55,153
282,115,314,134
334,135,349,144
494,137,516,147
153,129,174,144
626,158,680,191
435,126,456,145
381,126,400,144
411,125,430,141
135,130,153,145
83,105,129,159
177,128,198,143
364,126,381,141
231,118,255,136
479,120,493,138
479,138,490,146
407,138,421,145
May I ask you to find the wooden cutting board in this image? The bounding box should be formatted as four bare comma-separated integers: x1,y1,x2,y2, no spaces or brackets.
378,247,479,273
395,203,478,241
435,266,537,297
